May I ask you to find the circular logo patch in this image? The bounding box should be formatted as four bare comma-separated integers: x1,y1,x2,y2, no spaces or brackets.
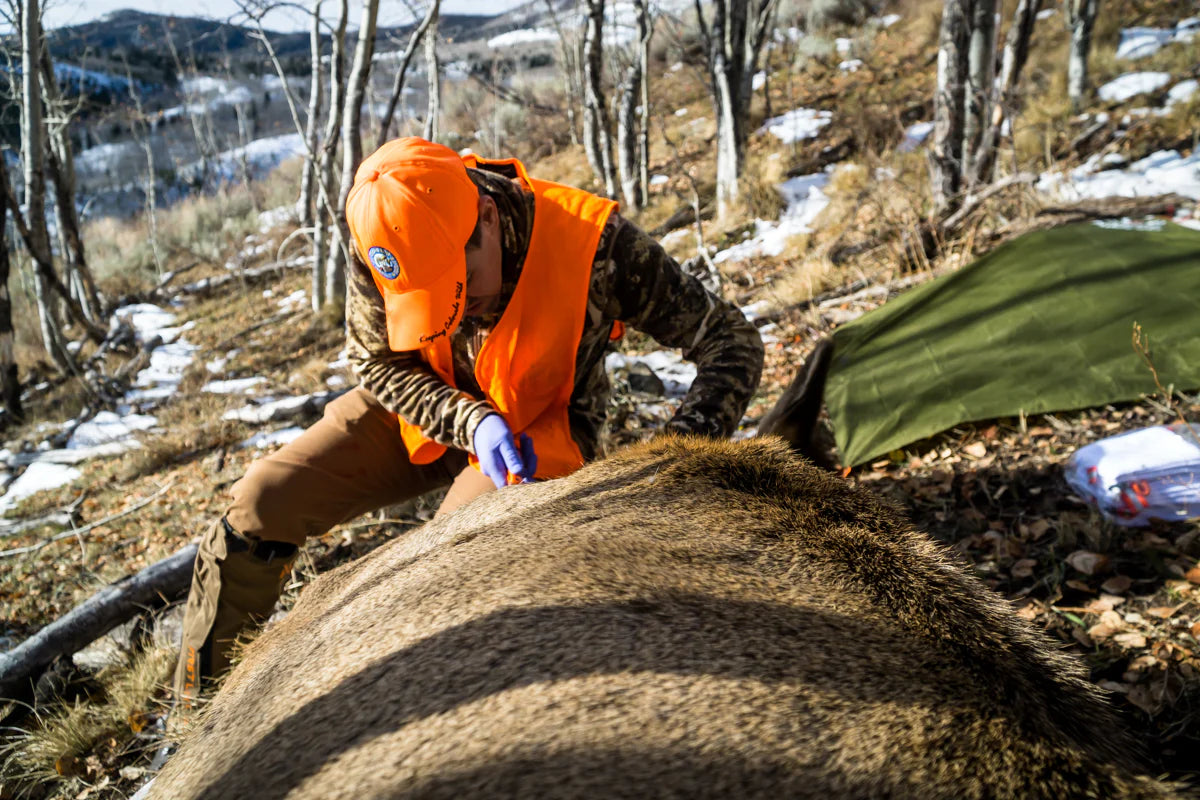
367,246,401,280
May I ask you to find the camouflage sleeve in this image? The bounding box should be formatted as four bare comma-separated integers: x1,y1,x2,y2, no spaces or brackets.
345,253,494,454
600,216,764,438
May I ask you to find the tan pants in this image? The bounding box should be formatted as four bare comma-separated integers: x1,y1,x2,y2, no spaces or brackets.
226,386,496,545
174,387,494,702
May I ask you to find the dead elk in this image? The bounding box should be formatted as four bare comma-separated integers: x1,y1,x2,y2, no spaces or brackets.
148,436,1186,799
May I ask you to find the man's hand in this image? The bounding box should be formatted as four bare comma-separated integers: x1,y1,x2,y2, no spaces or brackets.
473,414,537,488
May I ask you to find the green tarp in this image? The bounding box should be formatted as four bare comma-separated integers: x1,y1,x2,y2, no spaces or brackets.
825,221,1200,466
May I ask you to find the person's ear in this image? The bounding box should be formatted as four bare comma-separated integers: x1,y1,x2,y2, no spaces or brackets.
477,194,498,230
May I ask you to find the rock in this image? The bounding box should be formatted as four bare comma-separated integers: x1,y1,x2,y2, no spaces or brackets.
627,363,666,396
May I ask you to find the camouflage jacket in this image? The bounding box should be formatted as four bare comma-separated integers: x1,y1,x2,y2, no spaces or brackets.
346,161,764,462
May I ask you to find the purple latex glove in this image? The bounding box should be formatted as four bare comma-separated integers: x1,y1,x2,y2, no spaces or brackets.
473,414,538,488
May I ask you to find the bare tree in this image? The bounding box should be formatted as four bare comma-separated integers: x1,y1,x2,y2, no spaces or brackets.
163,28,217,189
313,0,349,311
695,0,778,218
543,0,582,147
377,0,440,149
422,3,441,142
14,0,104,373
39,48,103,324
636,0,651,208
930,0,970,215
122,57,166,275
0,161,21,425
582,0,616,197
297,0,324,227
328,0,379,309
961,0,996,181
616,0,653,214
1067,0,1100,113
971,0,1043,187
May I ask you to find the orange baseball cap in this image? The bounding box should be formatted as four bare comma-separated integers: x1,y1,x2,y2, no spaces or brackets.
345,137,479,351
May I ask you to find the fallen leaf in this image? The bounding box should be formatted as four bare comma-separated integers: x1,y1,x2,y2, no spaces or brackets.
128,710,152,734
1186,565,1200,584
1190,621,1200,639
1087,622,1118,641
1113,632,1148,648
1065,579,1094,592
1126,683,1163,715
1011,558,1037,578
1026,518,1052,540
1101,575,1133,594
55,755,84,777
1016,603,1039,621
1066,550,1111,576
963,441,987,458
119,766,145,781
1147,605,1185,620
1086,595,1125,613
1099,609,1124,628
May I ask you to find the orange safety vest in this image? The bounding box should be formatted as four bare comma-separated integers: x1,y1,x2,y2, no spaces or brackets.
393,154,617,480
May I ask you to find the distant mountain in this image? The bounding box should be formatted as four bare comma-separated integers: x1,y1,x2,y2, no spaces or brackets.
42,8,503,90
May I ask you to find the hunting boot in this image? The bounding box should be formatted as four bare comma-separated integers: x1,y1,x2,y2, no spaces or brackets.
173,516,297,709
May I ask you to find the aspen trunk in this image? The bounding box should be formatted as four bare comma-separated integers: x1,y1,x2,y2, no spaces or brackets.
423,7,441,142
636,0,652,208
930,0,971,215
972,0,1043,187
316,0,348,311
700,0,777,218
0,186,21,425
582,0,616,197
298,0,324,228
21,0,72,371
327,0,379,310
962,0,996,182
617,64,641,212
1067,0,1100,113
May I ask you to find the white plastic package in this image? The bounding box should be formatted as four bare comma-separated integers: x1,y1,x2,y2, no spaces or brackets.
1064,423,1200,526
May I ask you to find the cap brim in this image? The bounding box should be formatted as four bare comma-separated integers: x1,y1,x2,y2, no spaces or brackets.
383,253,467,351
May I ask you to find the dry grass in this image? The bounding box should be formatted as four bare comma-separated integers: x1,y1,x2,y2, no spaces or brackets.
1,645,174,798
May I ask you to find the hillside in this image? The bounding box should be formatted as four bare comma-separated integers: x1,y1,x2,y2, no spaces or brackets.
1,0,1199,796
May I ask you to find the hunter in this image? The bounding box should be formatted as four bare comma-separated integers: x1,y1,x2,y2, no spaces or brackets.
173,136,764,703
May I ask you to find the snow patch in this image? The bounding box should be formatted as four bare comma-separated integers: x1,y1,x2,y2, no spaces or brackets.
1097,72,1172,103
240,427,306,450
116,304,197,408
1116,18,1199,60
0,463,81,514
759,107,832,144
487,28,559,48
899,120,934,152
1167,79,1199,106
713,172,831,264
1037,149,1200,202
202,377,268,395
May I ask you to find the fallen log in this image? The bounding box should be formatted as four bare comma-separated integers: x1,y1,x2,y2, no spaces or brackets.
0,544,196,700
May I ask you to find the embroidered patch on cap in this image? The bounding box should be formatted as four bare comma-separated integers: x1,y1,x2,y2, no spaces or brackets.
367,246,401,280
